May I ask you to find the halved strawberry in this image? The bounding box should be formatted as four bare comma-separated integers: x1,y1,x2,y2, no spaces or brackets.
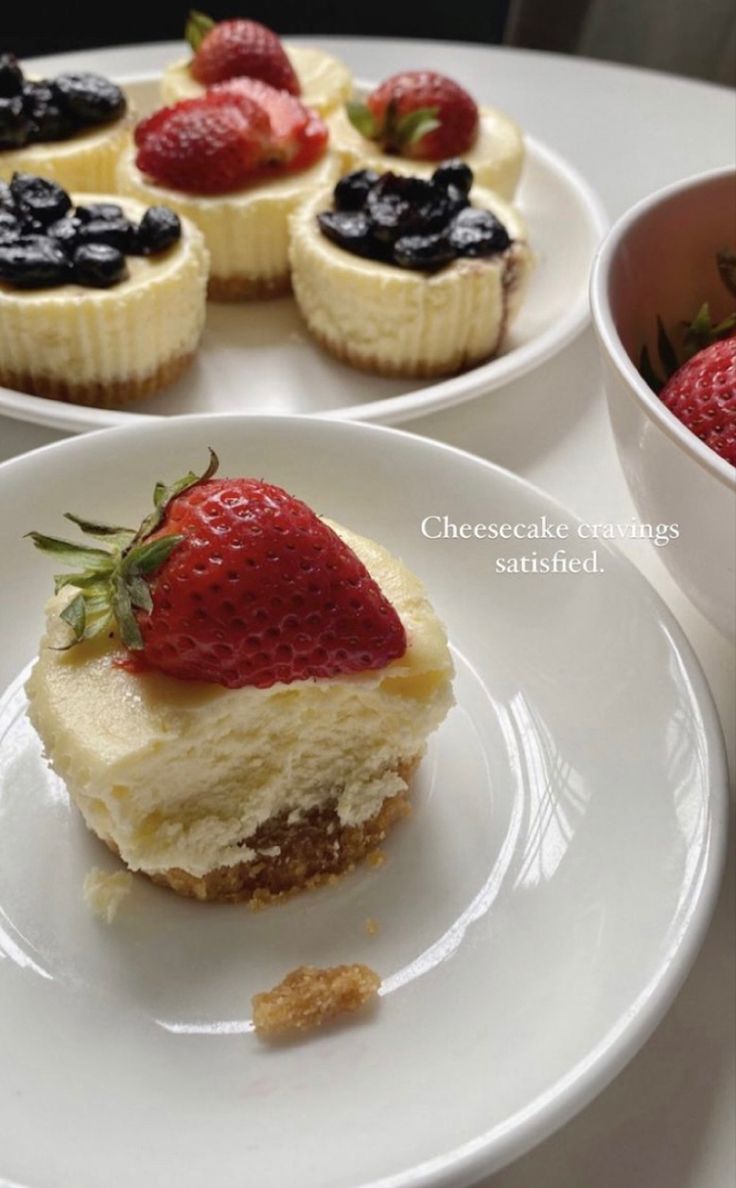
211,78,327,171
134,94,271,193
29,452,408,690
186,10,300,94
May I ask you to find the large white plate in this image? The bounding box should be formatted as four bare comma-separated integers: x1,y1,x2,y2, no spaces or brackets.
0,415,727,1188
0,63,607,433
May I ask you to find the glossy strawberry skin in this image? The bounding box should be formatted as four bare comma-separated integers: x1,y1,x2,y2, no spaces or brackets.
659,337,736,465
135,96,271,194
191,18,300,94
211,79,328,171
367,71,479,160
137,479,407,689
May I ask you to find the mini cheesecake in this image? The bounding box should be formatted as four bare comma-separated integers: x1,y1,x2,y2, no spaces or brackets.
0,186,209,406
290,170,533,378
161,45,353,117
0,60,132,192
117,143,339,300
328,103,524,200
27,519,454,903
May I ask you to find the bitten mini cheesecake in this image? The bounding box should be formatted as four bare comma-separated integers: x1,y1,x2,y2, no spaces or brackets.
329,71,524,200
118,80,338,299
160,12,352,116
0,175,208,405
289,164,533,378
0,55,132,192
26,453,454,903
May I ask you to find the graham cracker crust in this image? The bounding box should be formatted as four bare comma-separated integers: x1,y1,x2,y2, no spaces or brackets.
252,963,381,1038
307,321,502,379
208,272,292,301
0,350,195,407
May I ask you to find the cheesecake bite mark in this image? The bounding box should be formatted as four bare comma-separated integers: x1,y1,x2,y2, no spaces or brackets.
252,963,381,1038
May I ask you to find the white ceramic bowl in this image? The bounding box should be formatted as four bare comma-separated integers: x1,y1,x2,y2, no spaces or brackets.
590,167,736,640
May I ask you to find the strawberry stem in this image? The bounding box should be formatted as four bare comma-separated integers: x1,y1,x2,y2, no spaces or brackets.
185,9,216,53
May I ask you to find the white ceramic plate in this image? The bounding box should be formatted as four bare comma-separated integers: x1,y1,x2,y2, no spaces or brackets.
0,415,727,1188
0,65,607,433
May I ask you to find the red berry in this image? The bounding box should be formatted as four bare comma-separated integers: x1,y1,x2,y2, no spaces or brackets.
211,78,327,170
366,71,479,161
191,18,300,94
137,478,407,689
135,95,271,193
659,337,736,465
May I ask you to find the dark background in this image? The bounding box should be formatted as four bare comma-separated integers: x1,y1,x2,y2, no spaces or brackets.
3,2,512,59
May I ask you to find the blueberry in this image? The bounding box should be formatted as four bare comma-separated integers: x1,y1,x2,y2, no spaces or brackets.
46,215,83,253
0,236,72,287
334,169,379,212
52,73,126,126
0,182,14,212
76,202,124,223
0,95,30,149
365,174,453,242
393,231,455,271
23,81,75,143
0,54,24,99
135,206,181,254
448,207,511,256
317,210,386,261
432,160,474,196
10,174,72,226
73,242,128,288
0,209,21,246
77,216,136,252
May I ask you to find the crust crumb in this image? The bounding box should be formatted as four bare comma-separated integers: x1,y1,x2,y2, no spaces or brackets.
365,917,380,937
252,964,381,1038
367,849,386,868
83,868,133,923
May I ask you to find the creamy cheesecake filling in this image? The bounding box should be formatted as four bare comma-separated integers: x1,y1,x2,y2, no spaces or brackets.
0,116,133,192
26,522,454,879
327,105,525,200
160,46,353,115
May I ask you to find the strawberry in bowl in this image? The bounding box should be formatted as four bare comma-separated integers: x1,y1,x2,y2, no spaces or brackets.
329,70,524,200
25,451,454,904
160,10,353,117
116,80,337,299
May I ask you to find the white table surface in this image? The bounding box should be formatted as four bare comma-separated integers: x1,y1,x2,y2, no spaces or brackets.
4,36,735,1188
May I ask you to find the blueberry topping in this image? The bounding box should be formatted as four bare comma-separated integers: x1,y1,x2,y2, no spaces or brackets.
0,237,72,287
319,164,513,272
52,72,126,126
136,205,181,254
0,208,21,245
10,173,71,226
46,215,83,252
317,210,386,260
432,160,473,196
334,169,380,212
0,95,31,149
73,243,128,288
0,181,12,210
394,231,455,270
0,54,23,99
448,207,511,256
77,215,136,252
22,81,75,143
76,202,124,223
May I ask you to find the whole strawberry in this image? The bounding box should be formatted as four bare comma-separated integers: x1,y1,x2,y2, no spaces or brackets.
347,71,479,161
186,10,300,94
135,94,271,193
29,452,407,689
659,336,736,465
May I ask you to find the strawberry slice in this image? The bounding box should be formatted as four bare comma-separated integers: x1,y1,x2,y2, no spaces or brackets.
211,78,328,171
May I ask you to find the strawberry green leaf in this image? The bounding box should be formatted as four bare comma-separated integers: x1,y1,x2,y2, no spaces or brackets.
26,532,115,571
123,534,184,577
60,591,86,640
112,575,143,651
394,107,441,147
639,344,664,393
185,9,215,53
63,512,136,550
656,316,679,378
346,101,379,141
137,448,219,542
127,576,154,614
717,248,736,299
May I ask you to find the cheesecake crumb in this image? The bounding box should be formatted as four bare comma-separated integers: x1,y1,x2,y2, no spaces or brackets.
83,868,133,923
365,917,380,937
367,849,386,868
252,964,381,1038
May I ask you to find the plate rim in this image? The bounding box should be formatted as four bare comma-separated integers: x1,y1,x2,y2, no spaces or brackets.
0,412,727,1188
0,67,609,434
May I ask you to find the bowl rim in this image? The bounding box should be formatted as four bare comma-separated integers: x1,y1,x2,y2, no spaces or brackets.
590,164,736,492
